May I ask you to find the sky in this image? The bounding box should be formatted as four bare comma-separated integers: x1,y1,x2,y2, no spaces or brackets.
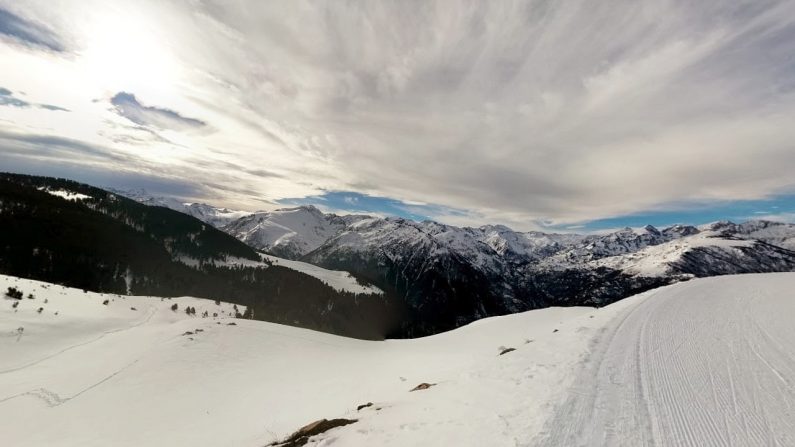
1,0,795,232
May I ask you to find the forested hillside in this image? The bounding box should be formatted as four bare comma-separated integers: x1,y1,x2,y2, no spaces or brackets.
0,173,398,339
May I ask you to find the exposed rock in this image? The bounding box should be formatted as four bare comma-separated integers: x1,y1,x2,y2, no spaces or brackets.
356,402,373,411
269,418,357,447
499,347,516,355
410,382,436,392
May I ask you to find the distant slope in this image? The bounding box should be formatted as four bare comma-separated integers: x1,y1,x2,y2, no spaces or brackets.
222,206,367,259
109,187,252,227
590,230,795,277
222,205,795,337
0,174,397,339
262,254,382,295
10,175,795,339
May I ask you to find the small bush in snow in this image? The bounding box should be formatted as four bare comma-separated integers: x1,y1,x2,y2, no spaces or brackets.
102,299,109,305
5,287,23,300
171,303,178,312
37,307,43,313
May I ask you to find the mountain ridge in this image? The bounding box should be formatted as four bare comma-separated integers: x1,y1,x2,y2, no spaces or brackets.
78,186,795,337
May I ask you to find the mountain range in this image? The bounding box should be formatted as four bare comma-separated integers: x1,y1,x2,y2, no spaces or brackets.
116,187,795,337
0,174,396,339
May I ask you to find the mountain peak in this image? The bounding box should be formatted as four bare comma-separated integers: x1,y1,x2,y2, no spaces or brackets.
643,224,661,235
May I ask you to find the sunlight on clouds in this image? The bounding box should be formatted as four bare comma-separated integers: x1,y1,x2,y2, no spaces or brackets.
78,6,180,96
3,0,795,230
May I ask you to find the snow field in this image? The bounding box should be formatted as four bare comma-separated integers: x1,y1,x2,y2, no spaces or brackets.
3,273,794,446
0,274,617,446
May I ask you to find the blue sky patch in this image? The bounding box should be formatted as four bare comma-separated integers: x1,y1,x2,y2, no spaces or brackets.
277,191,468,222
557,195,795,232
279,190,795,233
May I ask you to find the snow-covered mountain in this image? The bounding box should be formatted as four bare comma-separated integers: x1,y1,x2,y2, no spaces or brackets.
221,205,795,281
217,206,795,336
222,205,369,259
1,175,391,339
108,188,252,227
74,187,795,337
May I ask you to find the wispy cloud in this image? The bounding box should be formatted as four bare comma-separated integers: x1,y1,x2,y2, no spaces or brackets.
3,1,795,230
0,87,69,111
110,92,206,131
0,130,131,163
0,6,64,52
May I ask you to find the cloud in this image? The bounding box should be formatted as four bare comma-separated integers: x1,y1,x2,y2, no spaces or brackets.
38,103,69,112
0,87,28,107
0,6,64,52
4,1,795,230
110,92,206,131
0,131,131,163
0,86,69,111
180,0,795,227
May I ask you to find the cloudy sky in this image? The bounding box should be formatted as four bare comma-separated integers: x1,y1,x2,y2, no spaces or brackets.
1,0,795,231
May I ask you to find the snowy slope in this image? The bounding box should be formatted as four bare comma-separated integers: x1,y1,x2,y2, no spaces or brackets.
37,187,92,201
222,206,359,259
0,273,630,446
202,254,382,295
261,254,383,295
2,273,795,446
538,273,795,446
589,230,755,276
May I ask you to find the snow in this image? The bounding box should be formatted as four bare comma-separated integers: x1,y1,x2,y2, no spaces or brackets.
538,273,795,446
2,273,794,446
37,188,91,201
171,253,380,295
108,188,252,228
224,206,346,257
591,231,754,276
262,254,383,295
0,273,618,446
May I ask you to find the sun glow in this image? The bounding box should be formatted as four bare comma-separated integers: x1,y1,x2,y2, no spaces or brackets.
78,7,180,95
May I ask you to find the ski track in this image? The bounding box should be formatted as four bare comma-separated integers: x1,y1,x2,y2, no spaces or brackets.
537,274,795,446
0,305,158,406
0,304,157,375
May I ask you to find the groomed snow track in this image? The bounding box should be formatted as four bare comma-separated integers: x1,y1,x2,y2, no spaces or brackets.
537,273,795,446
